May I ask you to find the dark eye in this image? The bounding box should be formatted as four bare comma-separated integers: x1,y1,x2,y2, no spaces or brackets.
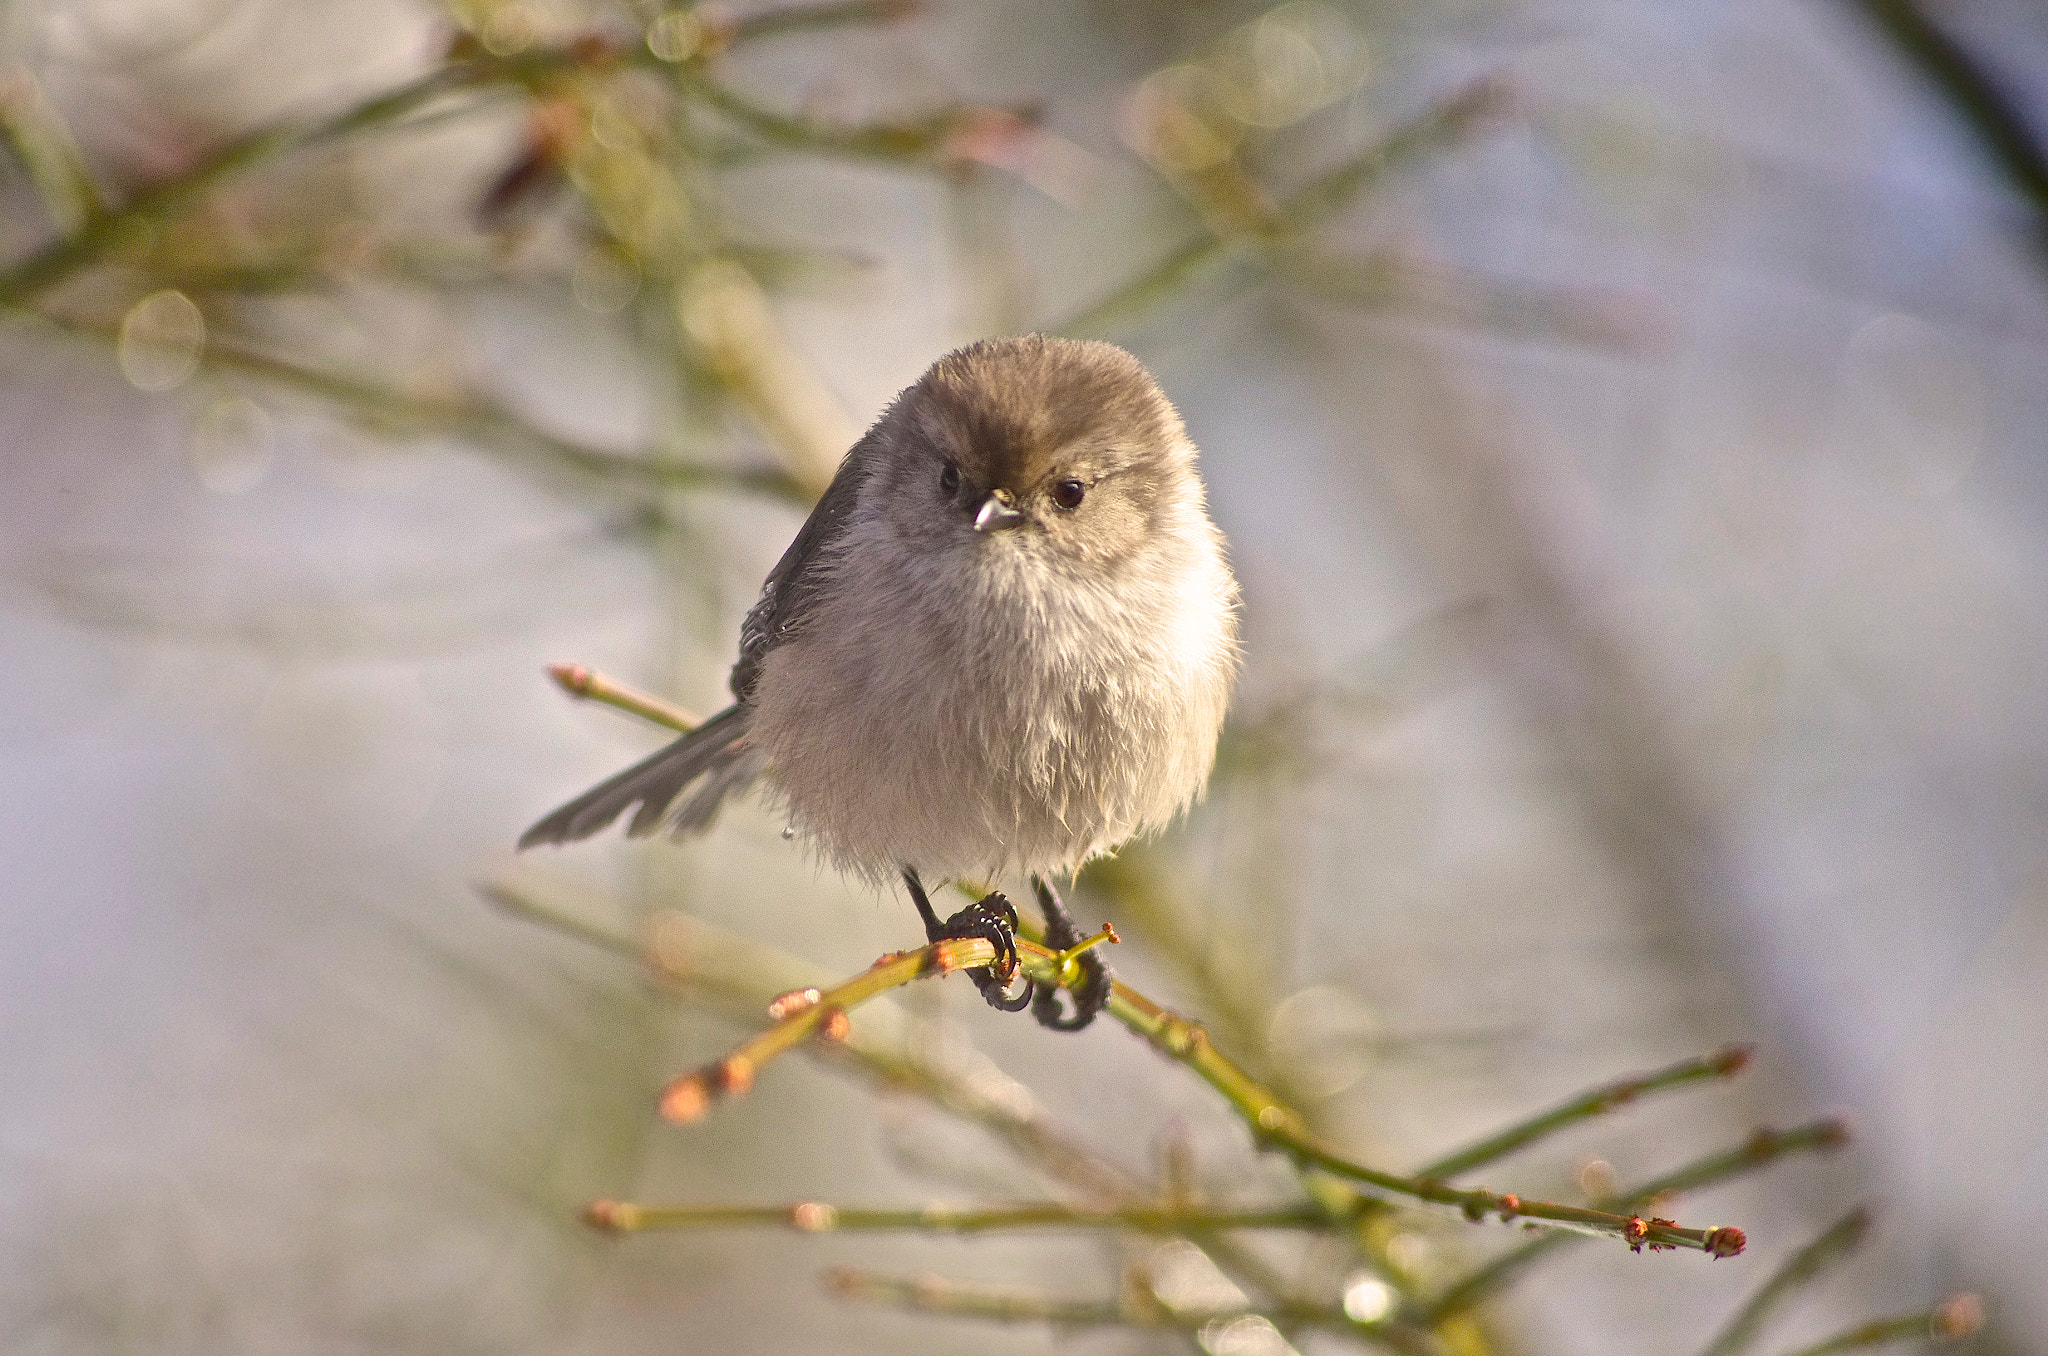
939,462,960,497
1052,479,1086,510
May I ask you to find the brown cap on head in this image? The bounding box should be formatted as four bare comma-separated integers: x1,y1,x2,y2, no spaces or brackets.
907,335,1190,497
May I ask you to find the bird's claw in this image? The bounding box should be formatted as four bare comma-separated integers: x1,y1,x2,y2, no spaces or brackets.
1030,878,1111,1032
931,891,1033,1012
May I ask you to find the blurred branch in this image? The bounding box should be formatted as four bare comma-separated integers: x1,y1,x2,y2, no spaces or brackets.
0,58,515,304
822,1267,1388,1342
1056,77,1508,337
586,1198,1325,1233
15,309,805,505
1419,1046,1752,1180
674,65,996,167
0,68,106,236
1699,1208,1871,1356
480,874,1134,1200
1274,246,1666,352
1844,0,2048,266
1421,1119,1852,1321
717,0,923,44
1774,1293,1983,1356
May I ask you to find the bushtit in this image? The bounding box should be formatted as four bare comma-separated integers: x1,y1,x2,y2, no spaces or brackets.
521,334,1240,1028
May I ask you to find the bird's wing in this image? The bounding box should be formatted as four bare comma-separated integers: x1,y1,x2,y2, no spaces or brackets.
729,431,876,702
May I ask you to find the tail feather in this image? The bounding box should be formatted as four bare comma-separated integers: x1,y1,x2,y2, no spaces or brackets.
520,704,756,848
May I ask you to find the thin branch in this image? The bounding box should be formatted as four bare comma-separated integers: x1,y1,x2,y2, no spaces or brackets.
822,1266,1378,1340
1774,1294,1983,1356
547,663,704,733
653,932,1030,1122
1419,1046,1752,1180
479,873,1135,1201
720,0,923,45
1420,1119,1852,1321
586,1199,1326,1233
1844,0,2048,263
0,69,107,235
1700,1208,1871,1356
536,661,1748,1260
16,310,806,505
1053,77,1509,337
0,61,494,304
674,65,989,167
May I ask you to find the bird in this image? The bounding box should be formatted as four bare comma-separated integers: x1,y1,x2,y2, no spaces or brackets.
520,334,1240,1029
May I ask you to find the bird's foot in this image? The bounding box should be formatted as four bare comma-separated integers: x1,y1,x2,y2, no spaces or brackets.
937,892,1034,1012
1030,877,1112,1032
902,870,1031,1012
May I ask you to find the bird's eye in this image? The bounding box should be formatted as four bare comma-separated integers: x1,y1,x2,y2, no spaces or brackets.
939,462,960,497
1052,479,1086,510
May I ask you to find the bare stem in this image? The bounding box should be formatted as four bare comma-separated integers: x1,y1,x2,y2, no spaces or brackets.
0,60,507,304
1774,1294,1983,1356
547,663,702,733
16,306,805,506
1053,77,1509,337
1699,1207,1870,1356
537,662,1747,1259
586,1199,1326,1233
1419,1046,1753,1180
719,0,923,46
479,873,1135,1201
822,1266,1383,1340
654,933,1009,1122
1420,1119,1852,1321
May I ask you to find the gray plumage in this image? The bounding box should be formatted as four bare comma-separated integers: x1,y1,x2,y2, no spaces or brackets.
520,334,1240,887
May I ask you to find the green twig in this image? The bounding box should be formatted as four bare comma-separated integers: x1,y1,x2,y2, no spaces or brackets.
479,873,1134,1201
0,62,491,304
587,1199,1326,1233
822,1266,1386,1341
1054,77,1509,337
1421,1119,1852,1321
547,663,703,732
532,661,1747,1260
1700,1208,1871,1356
0,70,107,235
1775,1293,1983,1356
674,65,973,166
1419,1046,1752,1180
721,0,922,44
1845,0,2048,263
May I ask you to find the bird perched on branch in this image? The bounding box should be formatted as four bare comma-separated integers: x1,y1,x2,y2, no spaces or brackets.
520,334,1240,1029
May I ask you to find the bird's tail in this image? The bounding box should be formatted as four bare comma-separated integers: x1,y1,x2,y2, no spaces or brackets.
518,703,760,848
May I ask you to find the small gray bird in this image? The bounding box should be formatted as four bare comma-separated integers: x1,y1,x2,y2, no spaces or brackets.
521,334,1240,1028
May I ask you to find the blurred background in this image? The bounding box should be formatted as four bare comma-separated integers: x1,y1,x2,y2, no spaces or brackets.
2,0,2044,1352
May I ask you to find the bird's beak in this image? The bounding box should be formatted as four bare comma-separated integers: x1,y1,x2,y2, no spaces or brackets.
973,489,1027,532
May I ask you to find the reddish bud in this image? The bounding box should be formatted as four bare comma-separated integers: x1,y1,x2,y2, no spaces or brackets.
1498,1194,1520,1220
1623,1215,1650,1253
816,1007,851,1043
1707,1045,1754,1076
789,1201,839,1232
1705,1226,1747,1258
659,1075,710,1124
1932,1293,1983,1340
548,662,594,695
767,987,822,1021
716,1056,755,1096
584,1199,637,1231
